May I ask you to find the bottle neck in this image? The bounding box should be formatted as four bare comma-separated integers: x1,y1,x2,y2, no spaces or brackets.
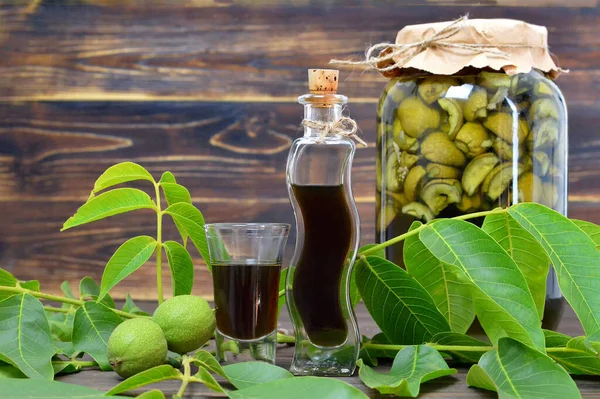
299,93,348,139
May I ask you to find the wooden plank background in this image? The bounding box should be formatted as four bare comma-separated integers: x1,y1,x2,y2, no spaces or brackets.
0,1,598,299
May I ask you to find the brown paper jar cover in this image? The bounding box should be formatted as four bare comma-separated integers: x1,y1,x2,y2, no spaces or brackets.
381,18,561,78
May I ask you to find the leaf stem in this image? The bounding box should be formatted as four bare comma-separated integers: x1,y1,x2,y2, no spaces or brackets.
43,305,71,314
546,347,590,353
362,342,581,354
360,208,507,256
0,286,146,319
155,182,164,305
363,342,493,352
277,333,295,344
100,307,145,320
176,356,192,398
7,286,82,306
432,344,494,352
452,207,507,222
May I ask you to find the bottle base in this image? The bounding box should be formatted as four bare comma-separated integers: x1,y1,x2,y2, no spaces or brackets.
215,329,277,365
289,359,355,377
289,339,359,377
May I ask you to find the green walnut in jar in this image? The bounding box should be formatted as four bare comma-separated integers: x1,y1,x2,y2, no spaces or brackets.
373,18,567,329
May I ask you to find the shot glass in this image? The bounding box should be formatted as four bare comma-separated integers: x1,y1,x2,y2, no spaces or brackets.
204,223,290,364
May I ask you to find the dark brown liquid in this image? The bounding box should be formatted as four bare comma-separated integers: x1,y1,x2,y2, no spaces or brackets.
292,184,352,347
212,263,280,340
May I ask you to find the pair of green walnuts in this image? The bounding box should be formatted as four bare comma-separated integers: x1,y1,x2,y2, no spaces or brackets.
377,69,565,226
107,295,215,378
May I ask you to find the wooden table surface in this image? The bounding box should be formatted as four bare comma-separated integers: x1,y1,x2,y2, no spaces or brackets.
57,303,600,398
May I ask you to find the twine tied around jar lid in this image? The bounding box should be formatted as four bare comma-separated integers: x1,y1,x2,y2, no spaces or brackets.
331,14,565,77
301,117,367,147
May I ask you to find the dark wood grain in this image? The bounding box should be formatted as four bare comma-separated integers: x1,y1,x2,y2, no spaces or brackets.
0,1,599,297
55,304,598,398
7,0,600,9
0,3,598,105
1,100,600,297
0,100,596,200
0,200,374,300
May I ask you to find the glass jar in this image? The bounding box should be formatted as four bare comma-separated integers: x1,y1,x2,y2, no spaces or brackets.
376,69,567,329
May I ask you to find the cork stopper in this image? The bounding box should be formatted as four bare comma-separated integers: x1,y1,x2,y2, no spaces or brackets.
308,69,339,93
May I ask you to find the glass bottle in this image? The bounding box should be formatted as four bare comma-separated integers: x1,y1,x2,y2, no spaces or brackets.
285,69,360,376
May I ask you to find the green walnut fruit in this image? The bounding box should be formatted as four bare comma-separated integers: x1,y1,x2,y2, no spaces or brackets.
483,112,529,144
403,165,427,203
402,202,434,222
420,179,462,215
517,172,543,203
462,153,500,196
463,87,488,121
421,132,466,167
477,71,512,90
456,192,483,213
107,318,168,378
454,122,493,158
397,97,441,138
530,98,560,121
392,119,419,152
426,163,461,179
438,98,464,139
153,295,216,355
417,77,458,104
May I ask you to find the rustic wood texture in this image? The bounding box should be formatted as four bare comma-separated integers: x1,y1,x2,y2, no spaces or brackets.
0,4,598,104
1,101,599,299
55,303,597,398
0,1,598,298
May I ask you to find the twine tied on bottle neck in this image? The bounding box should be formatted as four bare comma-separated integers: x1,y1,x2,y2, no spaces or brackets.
330,14,550,73
301,117,367,147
